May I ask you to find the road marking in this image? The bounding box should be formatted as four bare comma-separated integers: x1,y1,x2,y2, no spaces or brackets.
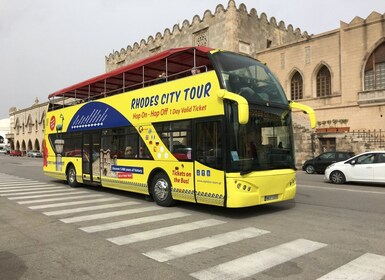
143,227,270,262
190,238,327,280
8,191,88,200
1,189,74,197
317,253,385,280
80,212,190,233
17,194,104,204
43,201,140,216
0,181,44,186
0,184,57,190
107,219,226,246
28,197,120,209
61,205,162,223
298,184,385,195
0,186,62,193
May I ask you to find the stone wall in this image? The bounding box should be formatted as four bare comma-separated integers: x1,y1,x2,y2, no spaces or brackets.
9,100,48,153
105,0,306,72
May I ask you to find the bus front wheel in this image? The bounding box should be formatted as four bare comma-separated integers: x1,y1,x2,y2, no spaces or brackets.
67,165,79,188
151,172,175,207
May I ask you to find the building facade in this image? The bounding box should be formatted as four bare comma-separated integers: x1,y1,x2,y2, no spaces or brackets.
105,0,385,165
8,1,385,165
7,99,48,155
105,1,307,72
256,11,385,158
0,118,11,151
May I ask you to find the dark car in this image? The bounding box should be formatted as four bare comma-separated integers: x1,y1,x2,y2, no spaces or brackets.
302,151,355,174
10,150,22,157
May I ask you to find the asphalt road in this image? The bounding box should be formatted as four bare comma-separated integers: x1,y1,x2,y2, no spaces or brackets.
1,155,384,280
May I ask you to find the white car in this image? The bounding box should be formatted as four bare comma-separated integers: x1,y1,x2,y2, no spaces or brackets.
325,151,385,184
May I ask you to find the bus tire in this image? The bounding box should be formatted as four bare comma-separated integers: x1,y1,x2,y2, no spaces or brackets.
67,165,79,188
151,172,175,207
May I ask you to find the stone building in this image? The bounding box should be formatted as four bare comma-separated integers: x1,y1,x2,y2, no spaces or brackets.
7,99,48,155
105,0,385,165
105,1,308,72
8,1,385,165
256,11,385,159
0,118,11,151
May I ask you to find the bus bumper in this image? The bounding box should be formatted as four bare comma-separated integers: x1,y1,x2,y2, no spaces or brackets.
225,169,296,208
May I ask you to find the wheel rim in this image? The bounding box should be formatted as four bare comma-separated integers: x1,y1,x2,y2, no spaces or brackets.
331,171,343,183
154,178,169,201
68,169,76,184
306,165,315,174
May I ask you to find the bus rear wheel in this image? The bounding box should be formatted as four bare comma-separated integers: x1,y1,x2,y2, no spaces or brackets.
151,172,175,207
67,165,79,188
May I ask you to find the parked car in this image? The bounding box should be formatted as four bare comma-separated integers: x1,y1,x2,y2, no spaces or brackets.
325,151,385,184
302,151,355,174
27,150,42,158
10,150,22,156
0,149,9,154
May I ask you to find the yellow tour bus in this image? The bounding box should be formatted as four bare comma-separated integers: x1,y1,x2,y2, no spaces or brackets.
43,46,315,208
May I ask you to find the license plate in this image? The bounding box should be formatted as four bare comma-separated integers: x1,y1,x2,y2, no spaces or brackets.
264,194,278,201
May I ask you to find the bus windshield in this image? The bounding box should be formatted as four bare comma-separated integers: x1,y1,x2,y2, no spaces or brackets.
228,105,294,173
212,51,288,106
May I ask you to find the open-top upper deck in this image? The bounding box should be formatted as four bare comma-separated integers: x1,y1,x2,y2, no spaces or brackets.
48,46,214,109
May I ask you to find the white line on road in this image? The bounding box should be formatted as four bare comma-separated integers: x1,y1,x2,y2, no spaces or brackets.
107,219,226,245
317,253,385,280
143,227,270,262
0,186,62,193
80,212,190,233
28,197,120,209
0,180,33,184
1,189,75,197
8,191,88,200
0,184,56,190
61,205,162,223
17,194,104,204
43,201,140,216
190,238,327,280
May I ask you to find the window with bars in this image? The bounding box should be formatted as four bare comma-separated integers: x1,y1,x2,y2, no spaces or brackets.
290,71,303,100
364,42,385,90
316,66,331,97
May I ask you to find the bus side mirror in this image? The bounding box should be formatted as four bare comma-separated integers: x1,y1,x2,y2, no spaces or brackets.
217,90,249,124
289,101,316,128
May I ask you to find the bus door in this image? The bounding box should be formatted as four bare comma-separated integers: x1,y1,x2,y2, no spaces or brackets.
194,118,226,207
82,132,101,183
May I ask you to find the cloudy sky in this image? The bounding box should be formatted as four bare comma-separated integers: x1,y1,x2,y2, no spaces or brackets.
1,0,385,119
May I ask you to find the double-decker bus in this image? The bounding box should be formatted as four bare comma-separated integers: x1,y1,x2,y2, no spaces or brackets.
44,46,315,208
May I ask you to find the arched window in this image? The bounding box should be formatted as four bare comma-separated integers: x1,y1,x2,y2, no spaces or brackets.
316,65,331,97
290,71,303,100
364,42,385,90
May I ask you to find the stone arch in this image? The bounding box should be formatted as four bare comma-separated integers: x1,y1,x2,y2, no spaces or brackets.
16,140,20,151
287,68,304,100
34,138,40,151
362,38,385,91
27,139,33,151
21,140,26,154
312,62,333,98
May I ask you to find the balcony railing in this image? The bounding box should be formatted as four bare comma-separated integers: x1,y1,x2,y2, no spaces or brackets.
358,89,385,105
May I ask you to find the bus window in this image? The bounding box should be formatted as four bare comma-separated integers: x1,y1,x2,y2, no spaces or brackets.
196,120,222,169
154,120,192,160
101,127,140,159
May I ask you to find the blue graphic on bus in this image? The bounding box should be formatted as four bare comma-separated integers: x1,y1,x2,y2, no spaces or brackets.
67,102,131,132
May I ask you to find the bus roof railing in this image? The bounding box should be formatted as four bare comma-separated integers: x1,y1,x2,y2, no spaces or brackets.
48,47,213,109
